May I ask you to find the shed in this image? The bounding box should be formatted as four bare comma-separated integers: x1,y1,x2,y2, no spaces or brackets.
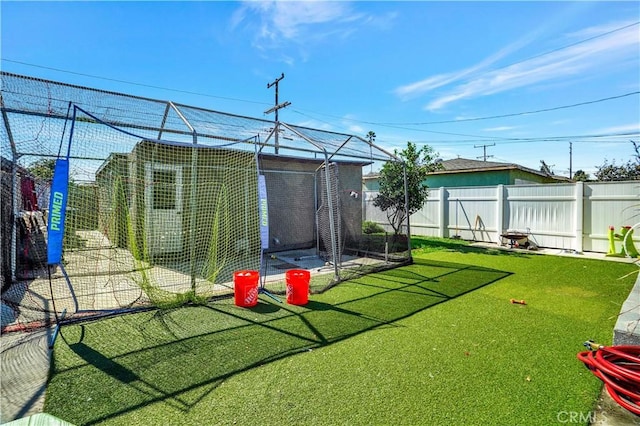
96,140,367,267
1,71,409,310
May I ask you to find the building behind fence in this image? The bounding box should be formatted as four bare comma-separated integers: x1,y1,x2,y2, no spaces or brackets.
364,181,640,253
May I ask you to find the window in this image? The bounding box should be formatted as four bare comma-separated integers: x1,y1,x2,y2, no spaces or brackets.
152,170,176,210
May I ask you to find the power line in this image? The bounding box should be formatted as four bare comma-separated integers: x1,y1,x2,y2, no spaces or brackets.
373,21,640,125
290,90,638,135
410,20,640,127
487,21,640,78
377,92,640,125
4,76,635,149
290,108,497,140
288,20,640,128
418,133,640,146
6,57,637,135
291,90,639,129
291,102,640,145
1,58,271,107
298,21,640,130
4,58,637,145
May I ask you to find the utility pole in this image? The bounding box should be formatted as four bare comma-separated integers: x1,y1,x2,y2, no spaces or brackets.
569,141,573,179
474,143,495,161
265,73,291,154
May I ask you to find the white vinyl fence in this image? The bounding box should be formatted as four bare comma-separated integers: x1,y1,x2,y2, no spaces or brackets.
363,181,640,253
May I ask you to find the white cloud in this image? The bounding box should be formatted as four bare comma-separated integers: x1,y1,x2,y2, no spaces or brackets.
394,37,531,100
593,123,640,134
565,19,637,39
287,113,368,136
339,113,364,134
293,118,334,131
259,1,352,39
232,1,379,55
395,20,639,111
483,126,517,132
348,124,365,134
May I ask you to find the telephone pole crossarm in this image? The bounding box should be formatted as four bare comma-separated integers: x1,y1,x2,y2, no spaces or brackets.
265,73,290,154
264,101,291,115
474,143,495,161
267,73,284,89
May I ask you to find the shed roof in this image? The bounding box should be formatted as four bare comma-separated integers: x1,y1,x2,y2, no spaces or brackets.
133,139,371,167
1,72,399,168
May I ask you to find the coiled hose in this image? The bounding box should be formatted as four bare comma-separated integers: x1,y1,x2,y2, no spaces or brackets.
577,341,640,416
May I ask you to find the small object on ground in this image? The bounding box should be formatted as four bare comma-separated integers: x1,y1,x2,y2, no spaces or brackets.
510,299,526,305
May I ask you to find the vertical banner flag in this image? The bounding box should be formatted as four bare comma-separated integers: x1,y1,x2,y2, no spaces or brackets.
258,174,269,250
47,159,70,264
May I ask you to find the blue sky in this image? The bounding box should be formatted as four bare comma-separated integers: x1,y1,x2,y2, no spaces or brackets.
2,1,639,177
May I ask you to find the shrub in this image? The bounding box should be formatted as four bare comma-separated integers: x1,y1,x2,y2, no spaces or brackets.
363,220,385,234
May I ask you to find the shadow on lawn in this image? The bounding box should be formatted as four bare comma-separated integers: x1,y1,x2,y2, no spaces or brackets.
48,258,511,425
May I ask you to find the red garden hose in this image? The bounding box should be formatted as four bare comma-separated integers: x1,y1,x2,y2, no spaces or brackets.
577,341,640,416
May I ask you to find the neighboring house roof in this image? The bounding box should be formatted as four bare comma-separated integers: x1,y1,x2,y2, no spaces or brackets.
362,158,572,182
1,156,32,177
433,158,549,178
436,158,572,182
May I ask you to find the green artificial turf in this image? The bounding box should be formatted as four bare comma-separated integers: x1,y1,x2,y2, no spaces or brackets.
44,238,639,425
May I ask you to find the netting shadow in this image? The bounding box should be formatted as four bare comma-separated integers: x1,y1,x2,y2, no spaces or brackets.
45,258,510,425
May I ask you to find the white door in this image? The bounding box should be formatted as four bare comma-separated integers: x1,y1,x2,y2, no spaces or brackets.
145,163,183,256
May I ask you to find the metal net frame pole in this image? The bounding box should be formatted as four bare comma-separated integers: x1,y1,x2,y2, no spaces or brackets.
1,95,19,282
322,154,340,279
282,123,341,281
168,102,198,293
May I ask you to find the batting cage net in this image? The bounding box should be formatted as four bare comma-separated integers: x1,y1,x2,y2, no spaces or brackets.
1,72,410,332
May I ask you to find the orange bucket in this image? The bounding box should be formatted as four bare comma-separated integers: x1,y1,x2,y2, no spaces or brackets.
233,270,259,307
285,269,310,305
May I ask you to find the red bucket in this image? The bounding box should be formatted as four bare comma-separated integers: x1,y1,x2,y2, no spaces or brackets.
285,269,310,305
234,270,259,307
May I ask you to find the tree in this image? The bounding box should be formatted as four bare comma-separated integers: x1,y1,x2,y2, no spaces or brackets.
594,160,640,181
572,170,590,182
373,141,442,236
366,131,376,175
27,158,56,180
594,140,640,181
366,131,376,143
